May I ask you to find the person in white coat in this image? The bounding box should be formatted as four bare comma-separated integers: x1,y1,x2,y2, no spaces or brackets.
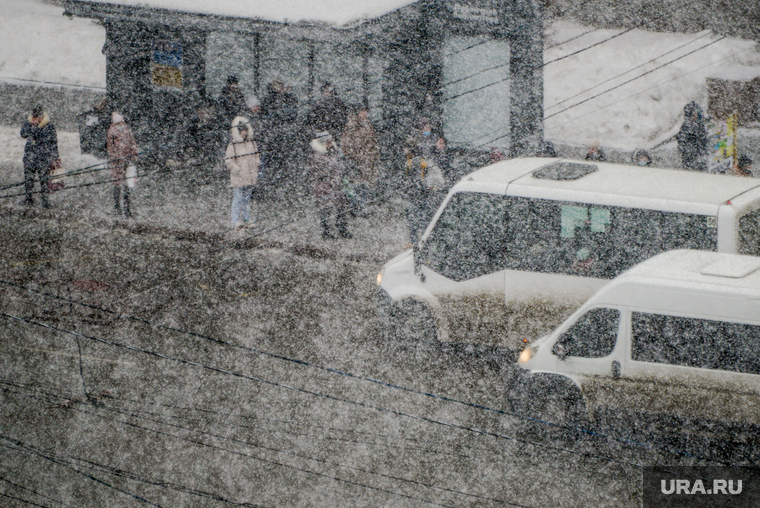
225,116,260,228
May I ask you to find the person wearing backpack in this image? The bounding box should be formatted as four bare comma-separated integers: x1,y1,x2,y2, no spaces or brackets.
225,116,260,230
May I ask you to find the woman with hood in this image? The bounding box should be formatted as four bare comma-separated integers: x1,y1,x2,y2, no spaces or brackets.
20,104,59,208
309,131,351,239
106,112,138,217
225,116,260,229
676,101,708,172
340,104,381,216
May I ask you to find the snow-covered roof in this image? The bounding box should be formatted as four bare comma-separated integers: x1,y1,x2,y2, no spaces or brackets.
617,249,760,293
463,157,760,212
81,0,418,26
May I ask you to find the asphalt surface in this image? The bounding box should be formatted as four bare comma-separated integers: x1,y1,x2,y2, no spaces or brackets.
0,161,702,507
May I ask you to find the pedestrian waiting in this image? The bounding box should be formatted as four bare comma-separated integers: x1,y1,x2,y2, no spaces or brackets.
106,112,139,218
340,104,380,217
20,104,59,208
225,116,261,230
736,155,753,177
309,131,351,240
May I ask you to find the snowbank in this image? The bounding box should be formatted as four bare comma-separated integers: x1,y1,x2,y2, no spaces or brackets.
0,0,105,89
545,20,760,151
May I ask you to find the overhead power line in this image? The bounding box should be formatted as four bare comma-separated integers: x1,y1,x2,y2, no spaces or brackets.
545,30,714,112
544,36,726,120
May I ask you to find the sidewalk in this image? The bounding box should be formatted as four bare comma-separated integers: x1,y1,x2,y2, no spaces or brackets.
0,126,412,268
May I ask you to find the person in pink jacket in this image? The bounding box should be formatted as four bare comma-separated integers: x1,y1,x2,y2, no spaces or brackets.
225,116,260,229
106,112,138,217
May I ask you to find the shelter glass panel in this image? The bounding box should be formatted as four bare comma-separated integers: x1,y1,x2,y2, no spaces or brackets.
443,36,510,151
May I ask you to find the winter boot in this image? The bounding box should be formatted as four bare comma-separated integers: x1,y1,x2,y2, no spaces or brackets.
113,186,122,215
321,220,335,239
123,187,132,218
337,215,352,239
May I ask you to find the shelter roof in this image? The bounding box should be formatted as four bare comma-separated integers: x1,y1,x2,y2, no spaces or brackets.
67,0,419,27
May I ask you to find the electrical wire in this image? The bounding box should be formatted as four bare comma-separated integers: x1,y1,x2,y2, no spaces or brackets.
0,311,662,473
544,30,714,112
0,475,74,508
98,389,503,459
544,36,726,120
0,433,266,508
0,437,163,507
0,491,50,508
0,275,728,467
544,28,601,50
1,385,469,508
548,44,758,130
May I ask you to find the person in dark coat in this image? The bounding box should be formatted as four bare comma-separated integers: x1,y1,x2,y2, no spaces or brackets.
217,76,248,124
676,101,708,172
585,140,606,161
106,112,138,217
260,80,300,195
736,155,753,177
402,136,446,248
309,131,351,239
20,105,59,208
632,149,653,166
307,82,349,140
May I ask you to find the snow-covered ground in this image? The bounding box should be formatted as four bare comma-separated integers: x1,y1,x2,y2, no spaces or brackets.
0,0,105,89
544,21,760,150
2,0,760,152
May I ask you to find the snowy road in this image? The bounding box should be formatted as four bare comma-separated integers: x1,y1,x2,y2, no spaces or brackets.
0,196,692,507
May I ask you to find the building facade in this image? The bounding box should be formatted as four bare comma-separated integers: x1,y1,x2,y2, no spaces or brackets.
64,0,543,165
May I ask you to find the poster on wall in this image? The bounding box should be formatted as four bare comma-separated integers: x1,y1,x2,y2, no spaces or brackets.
707,112,737,174
151,41,183,90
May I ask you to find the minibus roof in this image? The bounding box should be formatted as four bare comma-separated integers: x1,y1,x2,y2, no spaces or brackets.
462,158,760,210
615,249,760,293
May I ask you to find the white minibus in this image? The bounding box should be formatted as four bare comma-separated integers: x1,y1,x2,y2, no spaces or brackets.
376,158,760,348
513,250,760,444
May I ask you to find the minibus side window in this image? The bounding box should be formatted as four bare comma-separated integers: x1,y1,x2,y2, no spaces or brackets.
552,308,620,359
631,312,760,375
424,192,510,281
739,208,760,256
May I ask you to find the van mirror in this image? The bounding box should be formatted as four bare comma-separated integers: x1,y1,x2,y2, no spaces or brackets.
553,343,567,360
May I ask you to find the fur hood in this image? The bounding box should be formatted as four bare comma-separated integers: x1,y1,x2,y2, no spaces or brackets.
310,138,329,154
230,116,254,143
28,112,51,129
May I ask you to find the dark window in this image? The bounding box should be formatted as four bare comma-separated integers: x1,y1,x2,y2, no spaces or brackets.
422,193,718,282
631,312,760,375
552,308,620,359
739,209,760,256
424,192,511,281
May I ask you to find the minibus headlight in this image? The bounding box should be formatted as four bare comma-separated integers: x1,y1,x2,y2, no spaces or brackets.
518,347,534,363
376,269,385,286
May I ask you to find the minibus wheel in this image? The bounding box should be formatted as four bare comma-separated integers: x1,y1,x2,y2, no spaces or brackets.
511,374,589,433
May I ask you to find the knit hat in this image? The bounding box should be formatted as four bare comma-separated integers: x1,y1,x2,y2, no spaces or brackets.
316,131,333,143
247,95,260,109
